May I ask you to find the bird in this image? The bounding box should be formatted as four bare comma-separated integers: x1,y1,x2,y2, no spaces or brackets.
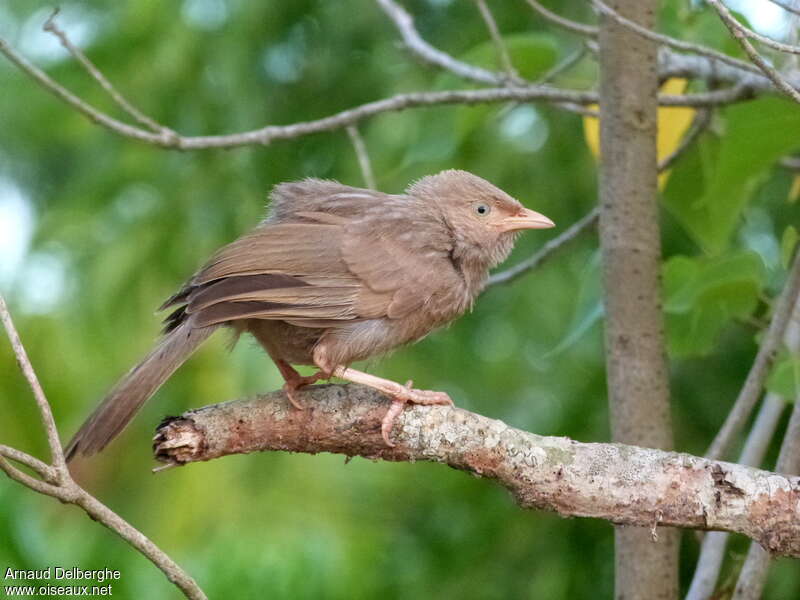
64,169,554,459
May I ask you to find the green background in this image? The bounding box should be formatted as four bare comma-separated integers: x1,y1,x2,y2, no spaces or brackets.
1,1,799,598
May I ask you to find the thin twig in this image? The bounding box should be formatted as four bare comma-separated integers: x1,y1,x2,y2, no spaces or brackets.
591,0,762,75
706,250,800,461
707,0,800,104
707,0,800,55
487,207,598,286
346,125,376,190
375,0,504,85
0,37,753,151
0,295,207,600
0,444,55,480
379,0,767,94
0,457,59,495
730,305,800,599
42,10,176,138
524,0,599,37
686,393,787,600
767,0,800,17
0,295,65,472
473,0,521,83
536,46,588,84
732,395,800,598
490,106,710,289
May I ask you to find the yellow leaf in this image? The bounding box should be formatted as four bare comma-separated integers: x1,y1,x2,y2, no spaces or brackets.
789,175,800,204
583,78,697,189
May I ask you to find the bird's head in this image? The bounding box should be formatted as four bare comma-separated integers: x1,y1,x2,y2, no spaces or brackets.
408,170,555,271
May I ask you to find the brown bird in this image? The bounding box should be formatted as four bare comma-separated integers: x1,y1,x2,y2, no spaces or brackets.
64,170,554,459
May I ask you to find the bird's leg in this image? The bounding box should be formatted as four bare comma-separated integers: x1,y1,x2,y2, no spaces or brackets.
331,366,453,446
274,359,325,410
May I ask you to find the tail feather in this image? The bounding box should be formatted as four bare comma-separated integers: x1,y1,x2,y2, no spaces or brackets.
65,320,217,461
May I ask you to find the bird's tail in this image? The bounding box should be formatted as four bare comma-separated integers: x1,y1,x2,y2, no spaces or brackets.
64,319,217,461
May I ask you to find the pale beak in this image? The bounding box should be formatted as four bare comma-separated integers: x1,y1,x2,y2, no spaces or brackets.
498,208,555,232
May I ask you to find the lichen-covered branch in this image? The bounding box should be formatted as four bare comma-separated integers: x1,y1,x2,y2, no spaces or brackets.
153,384,800,558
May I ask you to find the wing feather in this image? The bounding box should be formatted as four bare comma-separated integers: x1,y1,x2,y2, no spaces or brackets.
160,184,464,332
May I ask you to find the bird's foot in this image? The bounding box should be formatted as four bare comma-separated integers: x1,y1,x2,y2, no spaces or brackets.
327,366,454,446
380,380,453,447
276,359,325,410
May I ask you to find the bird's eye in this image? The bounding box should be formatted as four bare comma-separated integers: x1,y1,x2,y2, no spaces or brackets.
474,203,491,217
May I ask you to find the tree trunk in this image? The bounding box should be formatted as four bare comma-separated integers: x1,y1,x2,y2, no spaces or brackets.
597,2,679,599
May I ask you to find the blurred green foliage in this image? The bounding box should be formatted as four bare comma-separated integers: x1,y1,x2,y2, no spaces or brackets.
1,1,799,598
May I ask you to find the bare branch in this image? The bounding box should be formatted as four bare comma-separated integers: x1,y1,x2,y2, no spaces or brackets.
346,126,376,190
707,0,800,104
730,306,800,598
42,9,175,138
524,0,598,37
0,37,752,151
473,0,521,83
153,385,800,558
591,0,761,75
487,207,598,286
706,251,800,461
375,0,504,85
767,0,800,17
732,395,800,598
0,294,206,600
686,394,787,600
0,444,56,480
707,0,800,55
490,93,710,289
536,46,588,84
0,457,59,496
0,295,65,472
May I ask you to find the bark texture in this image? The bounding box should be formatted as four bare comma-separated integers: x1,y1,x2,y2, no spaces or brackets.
152,385,800,558
597,1,679,598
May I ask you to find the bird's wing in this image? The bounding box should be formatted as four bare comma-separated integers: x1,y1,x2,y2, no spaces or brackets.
341,205,462,320
162,222,368,328
161,187,461,330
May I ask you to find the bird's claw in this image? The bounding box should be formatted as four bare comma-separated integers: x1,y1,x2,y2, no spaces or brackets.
381,386,454,446
283,383,307,410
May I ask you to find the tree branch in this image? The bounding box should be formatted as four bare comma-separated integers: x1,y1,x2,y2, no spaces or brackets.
42,9,175,137
0,294,206,600
0,19,757,154
706,250,800,461
152,385,800,558
375,0,505,85
707,0,800,105
472,0,521,83
0,295,65,472
767,0,800,17
706,0,800,55
686,394,787,600
591,0,762,76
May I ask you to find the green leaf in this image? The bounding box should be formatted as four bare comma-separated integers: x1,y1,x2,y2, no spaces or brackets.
767,354,800,402
663,251,766,356
781,225,799,269
663,97,800,254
